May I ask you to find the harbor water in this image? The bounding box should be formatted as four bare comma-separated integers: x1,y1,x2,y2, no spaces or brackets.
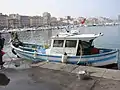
18,26,120,49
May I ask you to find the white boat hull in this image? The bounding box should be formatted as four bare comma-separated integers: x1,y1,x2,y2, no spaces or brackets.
13,45,118,66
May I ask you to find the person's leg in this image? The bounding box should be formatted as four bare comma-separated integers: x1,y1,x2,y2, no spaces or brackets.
0,53,5,69
0,55,3,69
0,54,2,64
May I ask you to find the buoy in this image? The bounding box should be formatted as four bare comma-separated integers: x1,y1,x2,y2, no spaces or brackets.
61,52,67,63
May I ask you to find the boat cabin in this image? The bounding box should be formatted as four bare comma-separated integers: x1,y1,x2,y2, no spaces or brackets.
46,32,103,56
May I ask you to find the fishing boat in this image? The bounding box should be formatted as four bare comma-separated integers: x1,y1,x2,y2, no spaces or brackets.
11,30,119,66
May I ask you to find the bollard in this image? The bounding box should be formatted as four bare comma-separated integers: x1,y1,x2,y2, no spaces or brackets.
61,52,67,63
77,70,90,80
77,71,86,80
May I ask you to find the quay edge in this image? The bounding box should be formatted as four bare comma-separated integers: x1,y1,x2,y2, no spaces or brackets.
31,61,120,81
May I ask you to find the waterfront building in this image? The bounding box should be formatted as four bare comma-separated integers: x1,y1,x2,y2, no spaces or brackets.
30,16,43,27
8,14,21,28
118,15,120,21
50,17,57,26
57,18,66,26
20,16,30,28
9,14,21,20
43,12,51,25
8,18,20,29
73,18,79,25
0,13,8,29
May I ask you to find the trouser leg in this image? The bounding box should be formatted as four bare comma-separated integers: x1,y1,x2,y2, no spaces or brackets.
0,52,4,66
0,54,3,65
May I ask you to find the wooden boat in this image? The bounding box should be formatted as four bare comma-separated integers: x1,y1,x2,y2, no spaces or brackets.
11,30,119,66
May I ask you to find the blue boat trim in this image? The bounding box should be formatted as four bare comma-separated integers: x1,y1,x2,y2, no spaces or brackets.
18,43,118,59
16,47,118,59
49,55,116,64
69,50,117,58
16,50,116,64
17,51,47,61
80,55,116,63
19,51,117,59
17,49,62,58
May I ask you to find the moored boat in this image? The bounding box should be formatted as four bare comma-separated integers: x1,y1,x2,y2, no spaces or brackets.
11,30,119,66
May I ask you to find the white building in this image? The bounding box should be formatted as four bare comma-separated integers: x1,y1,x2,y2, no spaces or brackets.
9,14,21,20
0,13,8,29
50,17,57,26
118,15,120,21
30,16,43,27
8,14,31,28
8,18,20,28
8,14,21,28
57,18,67,26
43,12,51,25
20,16,30,27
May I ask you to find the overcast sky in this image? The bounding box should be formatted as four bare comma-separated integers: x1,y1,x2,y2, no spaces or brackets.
0,0,119,18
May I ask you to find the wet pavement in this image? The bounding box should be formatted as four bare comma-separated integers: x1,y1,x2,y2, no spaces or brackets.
0,66,120,90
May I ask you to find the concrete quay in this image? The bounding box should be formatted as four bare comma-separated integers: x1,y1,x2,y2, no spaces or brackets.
31,61,120,81
1,60,120,90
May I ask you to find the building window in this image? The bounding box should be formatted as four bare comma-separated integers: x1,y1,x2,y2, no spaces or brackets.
65,40,77,48
53,40,64,47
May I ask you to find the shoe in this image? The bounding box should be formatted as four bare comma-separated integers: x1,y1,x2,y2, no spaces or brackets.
0,66,5,69
0,62,5,65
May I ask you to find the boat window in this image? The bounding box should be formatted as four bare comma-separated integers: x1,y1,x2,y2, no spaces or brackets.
53,40,64,47
81,41,92,49
65,40,77,47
